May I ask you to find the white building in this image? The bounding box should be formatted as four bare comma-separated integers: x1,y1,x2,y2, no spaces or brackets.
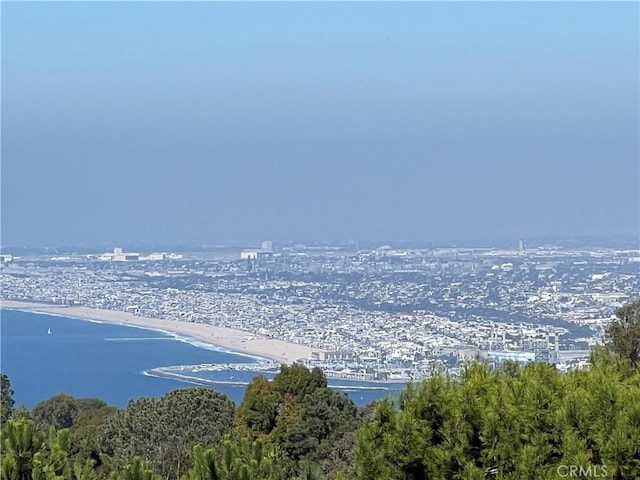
240,240,274,259
99,247,140,261
240,250,260,260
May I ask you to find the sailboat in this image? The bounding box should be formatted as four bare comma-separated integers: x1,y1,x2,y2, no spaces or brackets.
47,328,52,335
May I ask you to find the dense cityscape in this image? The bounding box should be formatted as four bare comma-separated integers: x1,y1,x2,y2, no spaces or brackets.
2,239,638,382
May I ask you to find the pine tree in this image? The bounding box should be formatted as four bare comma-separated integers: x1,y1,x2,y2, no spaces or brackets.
1,418,43,480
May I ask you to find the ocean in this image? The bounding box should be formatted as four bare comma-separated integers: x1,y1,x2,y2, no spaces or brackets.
0,309,402,409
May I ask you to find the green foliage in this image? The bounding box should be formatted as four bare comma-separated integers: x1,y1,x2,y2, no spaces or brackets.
30,393,114,474
216,436,284,480
32,428,73,480
233,376,279,439
273,364,327,399
72,460,99,480
273,388,360,467
354,354,640,480
32,394,80,431
1,417,103,480
293,459,325,480
181,437,285,480
1,374,15,428
1,417,44,480
235,364,361,478
181,445,219,480
12,407,34,423
109,458,162,480
69,405,117,475
606,299,640,368
75,399,108,415
99,387,235,480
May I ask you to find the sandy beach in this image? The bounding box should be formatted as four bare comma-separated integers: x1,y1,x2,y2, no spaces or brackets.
1,300,317,365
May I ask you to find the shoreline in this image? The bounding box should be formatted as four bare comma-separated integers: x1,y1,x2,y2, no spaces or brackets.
0,300,317,365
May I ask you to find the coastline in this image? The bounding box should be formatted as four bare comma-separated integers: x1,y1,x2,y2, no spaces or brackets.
0,300,317,365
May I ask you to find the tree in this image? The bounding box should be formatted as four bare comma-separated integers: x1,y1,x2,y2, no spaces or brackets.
269,385,361,477
605,299,640,368
234,364,362,478
31,395,110,433
75,399,108,416
32,428,72,480
354,359,640,480
182,437,285,480
234,376,279,439
99,388,234,479
217,436,284,480
32,394,79,431
181,445,219,480
273,365,327,399
70,405,118,473
1,417,43,480
1,374,15,428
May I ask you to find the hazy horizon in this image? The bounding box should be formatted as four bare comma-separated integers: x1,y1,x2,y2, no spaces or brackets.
2,233,639,255
2,2,639,247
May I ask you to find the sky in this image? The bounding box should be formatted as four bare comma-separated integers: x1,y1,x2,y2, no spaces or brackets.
2,1,638,247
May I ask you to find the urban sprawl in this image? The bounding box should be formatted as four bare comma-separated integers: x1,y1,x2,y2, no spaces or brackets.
1,240,638,382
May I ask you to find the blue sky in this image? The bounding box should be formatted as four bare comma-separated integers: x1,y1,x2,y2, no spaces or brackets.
2,2,638,247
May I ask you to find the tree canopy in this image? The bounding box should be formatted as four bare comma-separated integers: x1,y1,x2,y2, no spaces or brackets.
234,364,363,478
355,351,640,480
98,387,235,480
32,394,86,431
606,299,640,368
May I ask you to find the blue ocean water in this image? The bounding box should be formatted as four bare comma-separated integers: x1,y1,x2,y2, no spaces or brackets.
0,309,401,409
